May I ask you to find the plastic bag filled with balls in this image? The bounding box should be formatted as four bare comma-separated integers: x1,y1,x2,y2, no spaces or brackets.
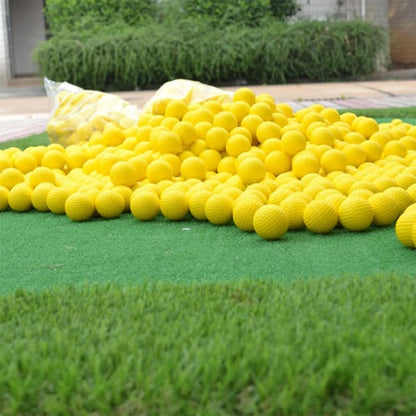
44,78,232,148
44,78,139,147
142,79,232,115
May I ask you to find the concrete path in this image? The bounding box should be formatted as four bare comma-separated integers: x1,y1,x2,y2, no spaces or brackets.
1,79,415,143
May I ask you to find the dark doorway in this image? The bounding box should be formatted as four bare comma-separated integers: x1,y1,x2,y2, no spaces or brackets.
8,0,46,77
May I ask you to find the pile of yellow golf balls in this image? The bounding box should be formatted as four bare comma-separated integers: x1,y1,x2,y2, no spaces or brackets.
1,86,416,245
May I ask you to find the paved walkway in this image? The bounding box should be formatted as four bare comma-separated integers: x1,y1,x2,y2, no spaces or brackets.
1,79,415,143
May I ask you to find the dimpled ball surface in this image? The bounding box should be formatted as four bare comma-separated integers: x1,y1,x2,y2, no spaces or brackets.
204,194,234,225
303,199,338,234
233,197,264,232
338,197,374,232
395,204,416,248
253,204,289,240
130,190,160,221
65,193,95,222
8,183,32,212
160,190,189,221
95,190,125,219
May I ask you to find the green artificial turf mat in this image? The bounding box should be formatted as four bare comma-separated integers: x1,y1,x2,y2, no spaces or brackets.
1,210,414,295
372,117,415,124
1,275,415,416
0,111,415,295
0,132,50,150
338,106,415,119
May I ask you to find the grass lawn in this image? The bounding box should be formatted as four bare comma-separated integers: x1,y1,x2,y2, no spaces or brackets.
0,107,415,415
1,276,415,416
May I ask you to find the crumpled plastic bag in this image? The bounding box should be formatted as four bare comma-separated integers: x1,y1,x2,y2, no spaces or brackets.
44,78,139,147
45,78,232,147
143,79,232,114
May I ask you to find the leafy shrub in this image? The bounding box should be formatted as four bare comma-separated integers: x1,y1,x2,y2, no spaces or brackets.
44,0,301,34
34,20,388,91
270,0,301,19
44,0,157,34
176,0,272,27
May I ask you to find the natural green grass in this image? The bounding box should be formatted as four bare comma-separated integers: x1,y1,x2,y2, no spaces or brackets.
1,275,415,416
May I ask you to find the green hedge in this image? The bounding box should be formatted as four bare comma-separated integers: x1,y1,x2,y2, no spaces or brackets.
34,20,388,91
44,0,300,34
44,0,157,34
171,0,300,27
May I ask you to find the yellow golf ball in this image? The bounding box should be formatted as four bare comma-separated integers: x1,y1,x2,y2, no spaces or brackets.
253,204,289,240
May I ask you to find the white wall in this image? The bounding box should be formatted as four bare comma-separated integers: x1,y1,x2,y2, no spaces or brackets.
295,0,389,28
295,0,343,20
0,0,10,87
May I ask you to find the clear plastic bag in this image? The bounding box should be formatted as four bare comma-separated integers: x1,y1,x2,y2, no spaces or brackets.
44,78,232,147
44,78,139,147
143,79,232,114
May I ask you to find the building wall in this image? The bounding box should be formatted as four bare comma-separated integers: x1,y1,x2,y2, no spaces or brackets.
389,0,416,66
366,0,389,28
295,0,342,20
296,0,389,28
0,0,10,87
295,0,390,70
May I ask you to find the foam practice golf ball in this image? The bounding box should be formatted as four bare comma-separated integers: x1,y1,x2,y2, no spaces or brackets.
160,189,188,221
253,204,289,240
395,204,416,248
303,199,338,234
95,189,125,219
130,190,160,221
205,193,234,225
65,192,95,222
338,196,374,232
232,196,264,232
8,183,32,212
